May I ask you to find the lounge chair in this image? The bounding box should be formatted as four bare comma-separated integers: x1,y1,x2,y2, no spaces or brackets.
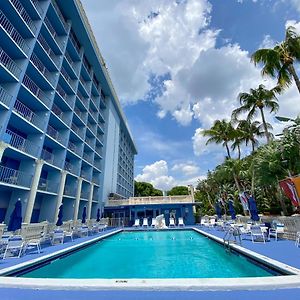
209,218,216,228
142,218,148,228
151,218,156,228
296,231,300,247
78,225,89,237
133,219,140,227
3,235,25,259
250,225,265,243
268,223,285,241
169,218,175,227
178,217,185,227
200,219,209,227
51,229,64,245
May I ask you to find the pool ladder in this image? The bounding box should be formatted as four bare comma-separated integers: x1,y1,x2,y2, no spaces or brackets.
223,227,242,251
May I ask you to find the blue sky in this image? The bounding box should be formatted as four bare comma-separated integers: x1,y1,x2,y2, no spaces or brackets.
81,0,300,191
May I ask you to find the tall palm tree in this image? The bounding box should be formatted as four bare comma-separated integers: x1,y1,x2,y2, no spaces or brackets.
232,84,279,143
202,119,235,159
252,26,300,94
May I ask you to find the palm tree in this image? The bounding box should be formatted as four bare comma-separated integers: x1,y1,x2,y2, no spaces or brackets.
252,26,300,94
232,84,279,143
202,119,235,158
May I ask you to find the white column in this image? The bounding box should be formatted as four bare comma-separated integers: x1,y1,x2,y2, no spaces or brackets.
24,159,44,223
73,177,83,221
0,141,8,161
54,170,67,221
87,183,94,220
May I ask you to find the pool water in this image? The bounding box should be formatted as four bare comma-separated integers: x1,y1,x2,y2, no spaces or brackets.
21,230,273,279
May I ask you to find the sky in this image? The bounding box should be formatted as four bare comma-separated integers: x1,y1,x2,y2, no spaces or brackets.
81,0,300,191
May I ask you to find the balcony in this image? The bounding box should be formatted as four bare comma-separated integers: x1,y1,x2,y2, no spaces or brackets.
22,75,52,108
82,55,92,78
79,75,90,95
0,48,21,79
77,90,88,109
0,10,29,55
97,123,105,134
52,102,68,124
83,152,93,165
87,123,96,136
44,17,63,50
71,123,84,140
68,140,81,156
64,185,75,197
38,177,58,193
74,107,86,123
0,165,32,188
61,67,76,91
5,128,40,157
65,52,77,76
46,124,63,144
94,160,102,170
80,169,90,181
9,0,37,35
13,99,44,129
0,85,13,108
89,109,98,122
81,190,89,199
69,30,80,56
51,0,68,33
64,161,73,173
30,0,44,18
56,84,74,109
85,137,94,150
37,34,60,68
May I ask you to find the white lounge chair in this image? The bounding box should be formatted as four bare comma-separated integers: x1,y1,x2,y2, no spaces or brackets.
3,235,25,259
151,218,156,227
169,218,175,227
133,219,140,227
200,219,209,227
178,217,185,227
268,223,285,241
51,229,64,245
250,225,265,243
209,218,216,228
142,218,148,228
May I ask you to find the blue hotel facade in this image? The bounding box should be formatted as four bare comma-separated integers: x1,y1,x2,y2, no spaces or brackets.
0,0,137,224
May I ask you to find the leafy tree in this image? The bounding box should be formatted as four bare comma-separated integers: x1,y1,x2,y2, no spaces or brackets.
134,181,163,197
167,186,189,196
252,26,300,94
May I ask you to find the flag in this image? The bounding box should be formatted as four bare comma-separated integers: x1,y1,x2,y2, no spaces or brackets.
239,192,249,211
279,178,300,207
291,176,300,201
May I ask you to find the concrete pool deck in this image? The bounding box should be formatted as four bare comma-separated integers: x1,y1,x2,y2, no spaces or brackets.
0,226,300,299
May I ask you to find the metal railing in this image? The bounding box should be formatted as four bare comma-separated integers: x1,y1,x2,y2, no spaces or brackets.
90,96,99,109
30,53,55,86
52,102,68,124
87,123,96,135
82,56,92,77
98,123,105,133
5,129,40,157
95,147,103,157
22,75,52,108
92,176,99,185
64,185,75,197
10,0,36,34
89,109,98,121
74,107,85,122
83,152,93,164
56,84,74,108
0,10,29,54
79,75,89,94
61,67,76,90
71,122,84,139
94,160,102,170
38,177,58,193
69,30,80,54
77,90,88,109
41,148,54,164
64,161,73,172
31,0,44,17
85,137,94,149
46,124,63,144
0,165,32,187
13,99,43,129
65,52,76,71
37,34,60,66
51,0,68,32
68,140,80,156
0,48,21,78
0,85,13,107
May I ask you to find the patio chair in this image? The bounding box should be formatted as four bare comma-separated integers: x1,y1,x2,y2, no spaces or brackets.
200,219,209,227
268,223,284,241
51,229,64,245
178,217,185,227
151,218,156,228
133,219,140,227
250,225,265,243
3,235,26,259
98,224,107,231
64,229,74,241
169,218,175,227
295,232,300,247
209,218,216,228
142,218,148,228
78,225,89,237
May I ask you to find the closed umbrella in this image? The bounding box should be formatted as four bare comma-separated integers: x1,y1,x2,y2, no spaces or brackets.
96,208,100,222
248,195,259,222
215,201,222,219
8,200,22,232
228,199,236,220
56,204,63,226
82,206,87,224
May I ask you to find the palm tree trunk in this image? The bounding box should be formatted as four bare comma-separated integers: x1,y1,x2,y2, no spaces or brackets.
259,107,271,143
251,140,255,152
289,64,300,94
233,172,241,193
238,145,241,160
225,142,231,159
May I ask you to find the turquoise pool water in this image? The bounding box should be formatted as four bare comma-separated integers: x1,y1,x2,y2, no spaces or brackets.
22,230,273,278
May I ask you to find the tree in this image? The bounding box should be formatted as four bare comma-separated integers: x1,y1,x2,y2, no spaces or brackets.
134,181,163,197
252,26,300,94
232,84,279,143
167,186,188,196
202,119,235,158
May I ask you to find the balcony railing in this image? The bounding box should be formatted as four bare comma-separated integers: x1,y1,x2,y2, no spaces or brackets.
41,148,54,164
0,85,13,107
68,140,80,156
64,185,75,197
51,0,68,32
13,99,43,129
69,30,80,54
92,176,99,185
5,129,40,157
74,107,85,122
0,48,21,78
44,17,62,49
77,90,88,109
22,75,52,108
38,177,58,193
71,123,84,139
81,189,89,199
37,34,60,67
0,10,29,54
0,165,32,188
30,53,55,86
83,152,93,164
52,102,68,124
65,52,76,72
82,55,92,77
87,123,96,136
79,75,89,94
85,137,94,149
31,0,44,17
46,124,63,144
64,161,73,172
61,67,76,90
10,0,37,34
89,109,98,121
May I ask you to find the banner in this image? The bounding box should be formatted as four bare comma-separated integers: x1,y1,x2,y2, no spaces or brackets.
239,192,249,211
279,178,300,207
291,176,300,201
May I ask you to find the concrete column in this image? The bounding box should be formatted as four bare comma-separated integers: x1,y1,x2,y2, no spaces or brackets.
54,170,67,222
73,177,83,221
24,159,44,223
0,141,8,161
87,183,94,220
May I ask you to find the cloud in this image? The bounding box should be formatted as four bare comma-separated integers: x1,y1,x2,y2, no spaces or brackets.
259,35,276,48
171,162,200,176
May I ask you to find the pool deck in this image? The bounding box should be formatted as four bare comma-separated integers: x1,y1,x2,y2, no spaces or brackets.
0,226,300,299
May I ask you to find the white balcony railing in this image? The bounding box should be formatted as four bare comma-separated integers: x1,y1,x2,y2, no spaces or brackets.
0,85,13,107
37,34,60,67
38,177,58,193
51,0,68,32
83,152,93,164
46,124,63,144
61,67,76,90
64,161,72,172
0,165,32,187
0,48,21,78
77,90,88,109
30,53,55,86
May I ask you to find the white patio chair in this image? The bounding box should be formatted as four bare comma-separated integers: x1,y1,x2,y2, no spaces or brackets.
3,235,25,259
133,219,140,227
151,218,156,228
209,218,216,228
250,225,265,243
169,218,175,227
142,218,148,228
178,217,185,227
51,229,64,245
64,229,74,241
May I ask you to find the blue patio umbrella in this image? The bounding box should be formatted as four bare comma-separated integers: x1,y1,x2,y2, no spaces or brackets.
248,195,259,221
56,204,63,226
96,208,100,222
215,201,222,219
82,206,87,224
228,199,236,220
7,200,22,232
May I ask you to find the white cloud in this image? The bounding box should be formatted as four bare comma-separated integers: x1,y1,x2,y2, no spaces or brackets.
259,35,276,48
285,20,300,34
171,162,200,176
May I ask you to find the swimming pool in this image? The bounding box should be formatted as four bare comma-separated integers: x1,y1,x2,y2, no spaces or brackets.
20,230,274,279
